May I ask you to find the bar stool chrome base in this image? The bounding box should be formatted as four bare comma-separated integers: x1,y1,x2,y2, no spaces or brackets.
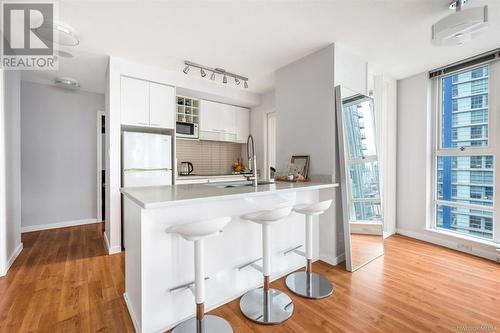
240,288,294,325
171,315,233,333
285,271,334,299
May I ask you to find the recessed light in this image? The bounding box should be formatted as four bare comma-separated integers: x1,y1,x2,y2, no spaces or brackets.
56,50,73,58
54,77,80,89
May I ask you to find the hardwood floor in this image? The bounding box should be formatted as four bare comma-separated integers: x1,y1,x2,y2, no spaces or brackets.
0,223,499,333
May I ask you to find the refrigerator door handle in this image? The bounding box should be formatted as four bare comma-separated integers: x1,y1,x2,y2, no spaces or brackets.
123,168,172,172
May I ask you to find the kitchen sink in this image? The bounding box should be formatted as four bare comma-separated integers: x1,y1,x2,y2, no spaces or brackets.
204,181,275,188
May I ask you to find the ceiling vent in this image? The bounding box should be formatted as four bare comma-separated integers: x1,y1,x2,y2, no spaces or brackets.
54,77,80,89
432,0,488,46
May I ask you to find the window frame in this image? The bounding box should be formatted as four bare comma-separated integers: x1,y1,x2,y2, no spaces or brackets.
431,62,499,244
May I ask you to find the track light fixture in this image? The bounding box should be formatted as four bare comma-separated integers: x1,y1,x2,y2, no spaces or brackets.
182,61,249,88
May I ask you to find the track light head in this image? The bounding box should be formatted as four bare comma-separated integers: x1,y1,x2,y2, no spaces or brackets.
200,68,206,77
223,74,227,84
235,78,240,85
244,80,248,89
210,72,216,80
183,65,190,74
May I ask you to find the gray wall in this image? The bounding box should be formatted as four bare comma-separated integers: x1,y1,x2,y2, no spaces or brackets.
275,44,342,264
274,43,368,264
21,82,105,229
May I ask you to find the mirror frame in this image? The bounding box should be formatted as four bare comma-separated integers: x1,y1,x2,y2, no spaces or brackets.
335,85,384,272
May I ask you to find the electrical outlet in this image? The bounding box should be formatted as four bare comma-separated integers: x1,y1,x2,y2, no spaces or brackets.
457,243,472,252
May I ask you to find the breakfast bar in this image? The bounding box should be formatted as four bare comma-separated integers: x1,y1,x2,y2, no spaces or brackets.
121,181,338,333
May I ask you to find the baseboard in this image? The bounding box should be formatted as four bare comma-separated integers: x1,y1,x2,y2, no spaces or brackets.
0,242,23,277
319,252,345,266
396,228,499,262
104,231,121,255
21,218,98,233
123,293,141,333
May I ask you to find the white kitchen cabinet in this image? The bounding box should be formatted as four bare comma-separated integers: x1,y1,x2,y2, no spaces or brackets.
199,100,251,143
121,76,175,129
150,82,175,129
121,76,149,127
235,106,250,143
199,100,236,142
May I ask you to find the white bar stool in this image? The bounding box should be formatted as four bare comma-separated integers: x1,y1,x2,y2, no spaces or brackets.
239,206,294,325
285,200,334,299
167,217,233,333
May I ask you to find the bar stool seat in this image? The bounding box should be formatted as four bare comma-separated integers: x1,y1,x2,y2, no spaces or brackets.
239,206,294,325
285,200,334,299
167,217,233,333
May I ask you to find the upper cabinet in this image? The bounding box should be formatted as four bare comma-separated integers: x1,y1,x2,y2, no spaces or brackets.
235,106,250,143
200,100,238,142
121,77,149,127
150,82,175,129
120,76,175,129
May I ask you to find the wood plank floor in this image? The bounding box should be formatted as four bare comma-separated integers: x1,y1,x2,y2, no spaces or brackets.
0,223,499,333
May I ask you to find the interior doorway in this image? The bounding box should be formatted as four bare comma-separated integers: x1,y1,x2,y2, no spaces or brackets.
96,111,105,228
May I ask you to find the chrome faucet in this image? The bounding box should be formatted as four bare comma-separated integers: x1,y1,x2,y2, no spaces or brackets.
246,134,258,187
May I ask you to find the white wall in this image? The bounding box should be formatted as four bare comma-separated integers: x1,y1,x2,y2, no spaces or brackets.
20,82,105,231
334,43,368,95
0,69,6,275
250,90,275,177
374,74,398,237
0,70,23,276
397,72,499,261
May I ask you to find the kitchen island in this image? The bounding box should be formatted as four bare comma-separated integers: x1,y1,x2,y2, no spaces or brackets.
121,181,339,333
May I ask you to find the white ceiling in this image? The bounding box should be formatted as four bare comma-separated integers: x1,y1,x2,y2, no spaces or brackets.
25,0,500,94
21,49,108,94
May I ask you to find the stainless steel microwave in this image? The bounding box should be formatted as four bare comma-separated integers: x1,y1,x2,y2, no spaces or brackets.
176,122,199,139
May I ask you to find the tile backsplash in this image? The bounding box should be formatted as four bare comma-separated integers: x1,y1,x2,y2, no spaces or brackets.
176,139,244,175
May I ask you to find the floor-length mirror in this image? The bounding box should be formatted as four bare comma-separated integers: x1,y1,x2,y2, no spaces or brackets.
335,85,384,272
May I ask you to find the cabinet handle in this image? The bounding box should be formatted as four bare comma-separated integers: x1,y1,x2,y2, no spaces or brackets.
138,122,148,125
151,123,161,126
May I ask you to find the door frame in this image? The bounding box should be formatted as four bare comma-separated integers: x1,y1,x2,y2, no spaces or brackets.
266,111,276,180
96,110,105,222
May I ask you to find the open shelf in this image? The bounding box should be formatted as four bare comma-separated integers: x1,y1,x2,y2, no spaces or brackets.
176,96,200,124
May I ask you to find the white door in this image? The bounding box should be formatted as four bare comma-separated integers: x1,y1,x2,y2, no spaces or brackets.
235,106,250,143
150,82,175,129
199,100,221,133
220,104,237,135
122,132,171,170
121,77,149,127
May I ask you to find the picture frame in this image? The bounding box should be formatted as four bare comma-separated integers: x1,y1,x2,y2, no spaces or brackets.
290,155,310,180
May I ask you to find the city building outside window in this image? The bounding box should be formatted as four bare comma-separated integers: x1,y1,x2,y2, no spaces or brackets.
433,63,499,243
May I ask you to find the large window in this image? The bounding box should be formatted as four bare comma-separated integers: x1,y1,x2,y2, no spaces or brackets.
434,64,499,243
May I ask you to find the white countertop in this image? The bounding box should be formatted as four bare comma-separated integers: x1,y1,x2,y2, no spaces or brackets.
176,174,247,180
121,181,339,209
